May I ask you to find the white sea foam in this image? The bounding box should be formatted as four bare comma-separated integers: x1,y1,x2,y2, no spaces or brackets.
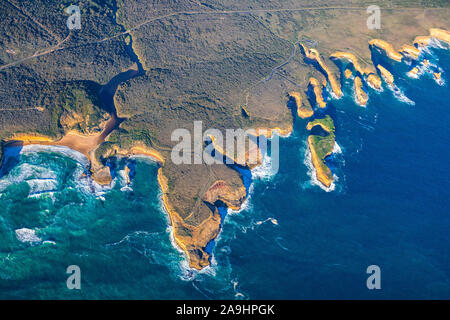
1,164,43,192
15,228,42,244
4,144,120,197
366,78,384,93
0,157,62,194
406,70,420,79
156,193,195,279
391,85,415,106
19,145,89,167
26,178,58,196
116,169,132,191
118,169,128,182
435,78,445,86
231,279,247,299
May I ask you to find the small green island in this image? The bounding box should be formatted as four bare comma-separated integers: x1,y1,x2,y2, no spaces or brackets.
306,115,336,188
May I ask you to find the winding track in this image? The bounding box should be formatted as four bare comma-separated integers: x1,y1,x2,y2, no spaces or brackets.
0,5,444,71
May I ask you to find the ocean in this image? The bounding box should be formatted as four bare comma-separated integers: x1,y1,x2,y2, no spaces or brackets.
0,43,449,299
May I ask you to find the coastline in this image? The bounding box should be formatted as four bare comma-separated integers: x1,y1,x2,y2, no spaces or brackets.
2,27,449,272
304,144,336,192
156,124,292,271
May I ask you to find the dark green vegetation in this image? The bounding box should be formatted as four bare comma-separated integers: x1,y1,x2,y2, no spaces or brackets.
0,0,135,160
307,115,335,161
56,81,108,134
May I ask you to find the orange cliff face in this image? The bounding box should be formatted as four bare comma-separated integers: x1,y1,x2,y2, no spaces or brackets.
330,52,381,90
105,143,165,165
307,136,333,188
299,43,342,98
208,134,263,169
92,166,113,185
157,169,246,270
254,126,293,139
366,73,382,90
429,28,450,44
289,91,313,119
377,65,394,86
308,77,327,108
369,39,404,62
400,44,421,60
354,76,368,106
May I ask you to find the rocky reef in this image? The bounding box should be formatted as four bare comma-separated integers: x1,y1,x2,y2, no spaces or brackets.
369,39,404,62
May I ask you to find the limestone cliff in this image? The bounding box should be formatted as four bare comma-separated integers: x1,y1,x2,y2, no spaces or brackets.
354,76,368,106
400,45,421,60
365,73,382,90
330,51,380,90
158,168,246,270
430,28,450,44
369,39,404,62
308,78,327,108
202,180,247,211
289,91,313,119
377,65,394,86
92,166,113,185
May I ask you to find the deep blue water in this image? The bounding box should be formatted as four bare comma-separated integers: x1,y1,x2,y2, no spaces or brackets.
0,44,449,299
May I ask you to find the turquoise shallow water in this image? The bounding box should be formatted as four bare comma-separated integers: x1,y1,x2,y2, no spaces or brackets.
1,44,449,299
